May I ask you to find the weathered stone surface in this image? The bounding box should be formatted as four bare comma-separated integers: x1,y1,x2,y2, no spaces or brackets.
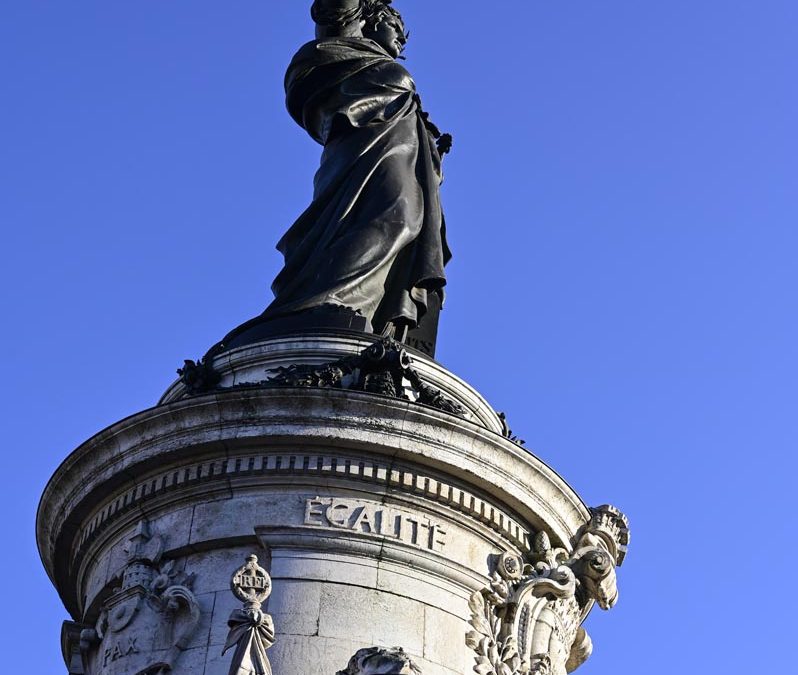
423,607,474,673
223,554,275,675
76,519,202,675
163,334,505,432
268,580,322,636
466,508,630,675
38,336,626,674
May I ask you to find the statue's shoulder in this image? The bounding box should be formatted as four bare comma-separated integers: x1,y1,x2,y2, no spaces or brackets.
294,37,388,59
288,38,391,76
286,38,388,106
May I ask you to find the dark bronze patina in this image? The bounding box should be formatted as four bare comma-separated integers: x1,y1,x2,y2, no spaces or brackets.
222,0,451,357
178,338,467,417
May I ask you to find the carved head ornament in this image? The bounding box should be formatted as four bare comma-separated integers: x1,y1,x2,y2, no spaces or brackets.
337,646,422,675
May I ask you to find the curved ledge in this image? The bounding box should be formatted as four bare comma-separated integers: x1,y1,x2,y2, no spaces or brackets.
37,387,590,619
160,334,505,432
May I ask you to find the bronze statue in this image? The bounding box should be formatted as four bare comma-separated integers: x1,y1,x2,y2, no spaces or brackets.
252,0,451,351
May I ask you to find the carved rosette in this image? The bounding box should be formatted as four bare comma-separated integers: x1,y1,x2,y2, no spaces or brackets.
222,555,275,675
467,506,630,675
78,520,201,675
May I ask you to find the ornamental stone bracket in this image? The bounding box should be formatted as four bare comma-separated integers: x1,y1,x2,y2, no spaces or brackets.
178,337,467,417
337,647,423,675
62,621,91,675
77,520,201,675
466,506,630,675
222,555,275,675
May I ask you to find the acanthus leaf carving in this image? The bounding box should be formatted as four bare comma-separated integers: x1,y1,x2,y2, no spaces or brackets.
466,556,522,675
467,507,630,675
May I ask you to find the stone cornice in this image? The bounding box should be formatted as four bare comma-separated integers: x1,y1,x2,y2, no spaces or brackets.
38,387,590,619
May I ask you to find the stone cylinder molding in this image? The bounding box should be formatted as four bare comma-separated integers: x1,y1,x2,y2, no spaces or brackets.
39,335,629,675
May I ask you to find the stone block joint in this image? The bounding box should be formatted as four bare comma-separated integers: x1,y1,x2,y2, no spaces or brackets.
40,335,629,675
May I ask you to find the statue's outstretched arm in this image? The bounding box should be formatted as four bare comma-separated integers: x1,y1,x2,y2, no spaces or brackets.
312,0,364,39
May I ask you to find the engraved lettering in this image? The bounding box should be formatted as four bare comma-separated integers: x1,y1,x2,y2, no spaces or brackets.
405,517,430,545
429,524,447,550
102,637,140,665
111,643,123,661
405,516,420,544
326,501,351,528
238,574,269,589
302,497,448,551
417,519,431,545
304,497,326,525
350,505,374,532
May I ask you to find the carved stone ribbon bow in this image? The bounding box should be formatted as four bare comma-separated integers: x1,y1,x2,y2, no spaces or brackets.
223,608,275,675
223,555,275,675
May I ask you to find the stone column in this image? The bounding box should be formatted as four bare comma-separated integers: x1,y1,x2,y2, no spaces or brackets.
38,335,629,675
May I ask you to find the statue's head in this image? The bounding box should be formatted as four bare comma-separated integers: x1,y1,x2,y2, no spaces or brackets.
362,1,408,59
337,646,421,675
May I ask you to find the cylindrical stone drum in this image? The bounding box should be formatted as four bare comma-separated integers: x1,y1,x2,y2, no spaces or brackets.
38,336,598,675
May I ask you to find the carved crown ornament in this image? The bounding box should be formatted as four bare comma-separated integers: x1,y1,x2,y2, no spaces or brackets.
467,506,630,675
178,337,467,417
77,520,201,675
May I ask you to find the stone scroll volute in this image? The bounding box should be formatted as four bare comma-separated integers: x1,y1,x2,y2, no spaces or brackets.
467,506,630,675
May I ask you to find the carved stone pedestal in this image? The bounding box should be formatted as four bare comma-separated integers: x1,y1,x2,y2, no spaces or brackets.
38,334,628,675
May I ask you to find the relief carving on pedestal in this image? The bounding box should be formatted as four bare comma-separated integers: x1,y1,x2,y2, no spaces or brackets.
179,337,467,417
337,647,422,675
467,506,629,675
222,555,275,675
79,520,201,675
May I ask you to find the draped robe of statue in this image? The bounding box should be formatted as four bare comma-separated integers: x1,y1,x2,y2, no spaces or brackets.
262,36,450,334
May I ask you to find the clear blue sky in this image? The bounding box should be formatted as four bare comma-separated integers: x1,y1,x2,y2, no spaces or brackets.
2,2,795,672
